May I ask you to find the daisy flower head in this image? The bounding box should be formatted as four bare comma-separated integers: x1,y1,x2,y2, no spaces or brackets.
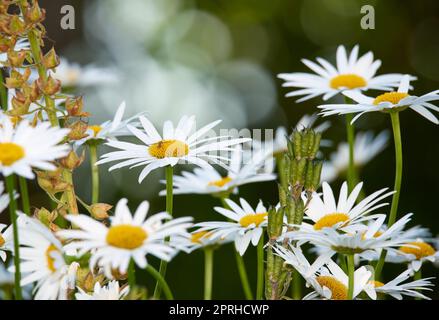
304,259,372,300
391,238,439,273
58,198,193,278
278,44,409,102
287,214,414,257
0,115,70,179
165,145,276,197
364,269,434,300
97,115,251,183
75,280,129,300
49,57,119,87
10,215,79,300
170,229,233,254
75,101,142,147
319,75,439,124
321,131,389,183
195,198,268,256
298,181,394,232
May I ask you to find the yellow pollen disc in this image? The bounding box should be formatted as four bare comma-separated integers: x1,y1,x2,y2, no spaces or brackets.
106,224,148,250
314,213,350,230
148,140,189,159
0,142,25,166
330,74,367,90
89,125,102,137
191,231,212,244
369,280,385,288
316,276,348,300
45,244,59,273
399,242,435,259
208,176,232,188
0,234,5,247
373,92,409,105
239,213,268,228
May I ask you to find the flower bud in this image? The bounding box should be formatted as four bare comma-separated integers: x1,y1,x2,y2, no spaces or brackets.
37,168,70,195
90,203,112,220
7,50,28,67
8,15,26,35
5,68,31,88
34,207,58,227
67,120,88,141
37,75,61,95
66,96,89,117
25,1,46,24
43,48,60,69
60,150,84,170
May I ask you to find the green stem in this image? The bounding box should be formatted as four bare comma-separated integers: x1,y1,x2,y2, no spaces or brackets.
292,270,302,300
89,144,99,204
345,113,356,192
128,259,136,289
154,165,174,299
220,197,254,300
256,233,264,300
374,112,403,279
146,264,174,300
347,254,355,300
204,248,214,300
18,177,30,215
5,175,22,300
0,70,7,110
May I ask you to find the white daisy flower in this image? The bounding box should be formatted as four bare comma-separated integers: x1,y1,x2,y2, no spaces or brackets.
0,223,13,262
164,145,276,196
195,198,268,256
364,269,434,300
75,280,129,300
0,115,70,179
321,131,389,183
96,115,251,183
390,238,439,273
0,38,29,66
58,198,193,278
286,214,414,257
297,181,393,232
170,229,233,254
278,45,409,102
49,57,119,87
9,215,79,300
304,259,372,300
75,101,142,147
319,75,439,124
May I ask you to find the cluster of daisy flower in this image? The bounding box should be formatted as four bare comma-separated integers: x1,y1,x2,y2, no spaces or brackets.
0,1,438,301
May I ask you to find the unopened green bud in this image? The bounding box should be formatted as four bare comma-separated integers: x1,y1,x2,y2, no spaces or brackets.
304,162,314,190
311,161,323,191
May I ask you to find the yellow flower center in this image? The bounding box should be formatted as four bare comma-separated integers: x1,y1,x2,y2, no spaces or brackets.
239,213,268,228
89,125,102,137
208,176,232,188
45,244,60,273
191,231,213,244
316,276,348,300
399,242,435,259
330,74,367,90
0,234,5,247
106,224,148,250
0,142,25,166
148,140,189,159
373,92,409,105
369,280,385,288
314,213,350,230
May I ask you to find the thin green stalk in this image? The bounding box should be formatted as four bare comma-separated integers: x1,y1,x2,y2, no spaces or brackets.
146,265,174,300
89,144,99,204
128,259,136,289
375,112,403,279
204,248,214,300
220,197,254,300
292,270,302,300
345,113,356,192
347,254,355,300
5,175,22,300
256,233,264,300
18,177,30,215
0,70,7,110
154,165,174,299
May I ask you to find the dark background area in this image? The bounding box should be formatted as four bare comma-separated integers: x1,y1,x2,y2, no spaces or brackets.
7,0,439,299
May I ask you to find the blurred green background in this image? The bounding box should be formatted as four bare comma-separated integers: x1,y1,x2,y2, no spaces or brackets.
17,0,439,299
